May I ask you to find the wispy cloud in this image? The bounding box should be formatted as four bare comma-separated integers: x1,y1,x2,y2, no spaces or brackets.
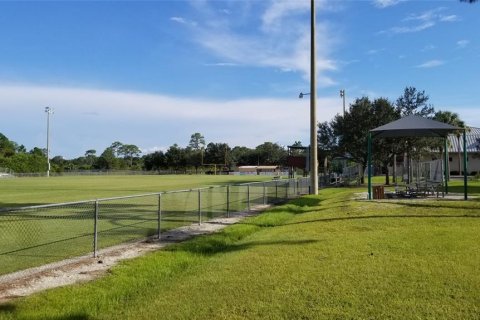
457,39,470,48
366,48,385,55
0,84,342,158
203,62,239,67
174,0,337,86
421,44,436,52
170,16,197,27
440,15,459,22
415,59,445,68
373,0,406,9
380,7,459,35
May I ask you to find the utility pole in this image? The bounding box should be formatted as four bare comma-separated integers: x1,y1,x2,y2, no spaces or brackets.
310,0,318,195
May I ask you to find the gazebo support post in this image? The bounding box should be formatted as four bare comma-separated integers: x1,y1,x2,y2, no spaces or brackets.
444,138,449,194
367,132,372,200
463,130,468,200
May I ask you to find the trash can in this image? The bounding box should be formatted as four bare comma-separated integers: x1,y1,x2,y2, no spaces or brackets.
373,186,384,199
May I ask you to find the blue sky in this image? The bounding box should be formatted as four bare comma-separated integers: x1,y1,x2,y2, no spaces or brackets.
0,0,478,159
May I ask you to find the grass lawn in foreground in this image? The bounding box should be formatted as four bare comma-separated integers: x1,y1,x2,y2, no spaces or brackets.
1,185,479,319
0,174,272,207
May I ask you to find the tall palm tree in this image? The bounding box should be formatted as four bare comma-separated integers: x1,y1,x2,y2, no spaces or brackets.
433,110,468,175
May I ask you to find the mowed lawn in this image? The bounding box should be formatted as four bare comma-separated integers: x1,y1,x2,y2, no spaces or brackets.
1,184,479,319
0,175,272,208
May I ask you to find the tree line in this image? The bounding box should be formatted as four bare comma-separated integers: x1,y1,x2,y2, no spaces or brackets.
0,133,291,174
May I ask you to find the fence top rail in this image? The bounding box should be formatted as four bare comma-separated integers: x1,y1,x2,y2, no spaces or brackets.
0,199,97,213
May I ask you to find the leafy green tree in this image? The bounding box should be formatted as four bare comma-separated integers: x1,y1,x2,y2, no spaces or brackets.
332,97,399,184
165,144,187,171
189,133,206,150
29,147,46,157
143,151,166,171
0,133,16,157
0,153,47,173
84,149,97,167
230,146,255,166
317,121,338,172
110,141,123,157
95,147,117,170
395,87,434,117
188,133,206,171
204,143,232,168
254,142,287,166
370,98,401,184
118,144,141,167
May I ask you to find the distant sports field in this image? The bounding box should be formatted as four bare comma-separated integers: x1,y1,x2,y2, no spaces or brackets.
0,174,273,208
0,174,283,275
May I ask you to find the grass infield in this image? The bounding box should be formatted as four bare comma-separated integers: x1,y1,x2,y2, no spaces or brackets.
1,182,479,319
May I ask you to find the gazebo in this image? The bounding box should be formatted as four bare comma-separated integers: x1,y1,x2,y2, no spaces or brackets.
367,115,468,200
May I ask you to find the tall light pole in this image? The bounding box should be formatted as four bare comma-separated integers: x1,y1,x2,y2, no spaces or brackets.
340,89,345,117
45,107,54,177
310,0,318,195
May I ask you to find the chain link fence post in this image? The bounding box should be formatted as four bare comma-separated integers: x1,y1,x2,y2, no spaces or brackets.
285,180,289,200
263,182,267,205
275,180,278,202
157,193,162,240
198,189,202,225
226,185,230,218
93,200,99,258
247,185,250,211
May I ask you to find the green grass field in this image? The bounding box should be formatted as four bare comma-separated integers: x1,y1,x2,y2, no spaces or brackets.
0,175,292,276
1,183,479,319
0,175,273,208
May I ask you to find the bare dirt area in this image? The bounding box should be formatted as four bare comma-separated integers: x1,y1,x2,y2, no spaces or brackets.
0,205,270,303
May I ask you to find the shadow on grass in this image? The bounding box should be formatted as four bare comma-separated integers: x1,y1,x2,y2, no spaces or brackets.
284,214,480,227
386,200,480,211
0,303,16,313
448,185,480,194
0,303,89,319
174,239,318,256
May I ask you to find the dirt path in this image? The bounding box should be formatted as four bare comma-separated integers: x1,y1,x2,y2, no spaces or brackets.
0,206,269,303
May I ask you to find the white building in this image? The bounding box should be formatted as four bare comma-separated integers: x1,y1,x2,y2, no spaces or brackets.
447,127,480,175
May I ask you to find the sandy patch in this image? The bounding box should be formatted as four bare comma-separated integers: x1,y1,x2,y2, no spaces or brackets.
0,205,269,302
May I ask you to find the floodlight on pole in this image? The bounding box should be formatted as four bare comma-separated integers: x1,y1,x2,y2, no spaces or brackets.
339,89,345,116
45,107,54,177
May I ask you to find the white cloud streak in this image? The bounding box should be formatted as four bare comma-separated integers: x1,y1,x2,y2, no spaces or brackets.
373,0,406,9
0,85,342,158
177,0,337,86
380,7,459,35
415,60,445,68
457,39,470,48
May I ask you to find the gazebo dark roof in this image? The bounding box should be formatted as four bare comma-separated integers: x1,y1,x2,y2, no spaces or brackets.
370,115,461,138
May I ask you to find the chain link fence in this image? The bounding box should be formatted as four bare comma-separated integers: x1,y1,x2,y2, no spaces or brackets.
0,177,310,276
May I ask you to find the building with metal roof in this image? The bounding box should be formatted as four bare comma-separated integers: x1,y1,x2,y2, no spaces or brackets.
447,127,480,174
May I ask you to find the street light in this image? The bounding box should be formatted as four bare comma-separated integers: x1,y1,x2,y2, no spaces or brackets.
339,89,345,116
299,92,310,99
45,107,54,177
